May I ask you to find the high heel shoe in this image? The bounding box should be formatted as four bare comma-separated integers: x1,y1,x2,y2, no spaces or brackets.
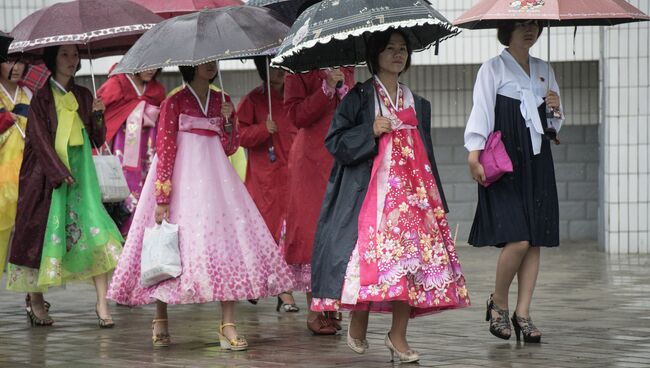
485,294,511,340
218,323,248,351
25,294,51,312
152,319,171,347
25,295,54,327
95,305,115,328
384,332,419,363
276,294,299,312
346,326,369,354
511,312,542,343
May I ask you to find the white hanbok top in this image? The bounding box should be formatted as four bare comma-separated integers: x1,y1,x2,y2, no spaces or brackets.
464,49,564,155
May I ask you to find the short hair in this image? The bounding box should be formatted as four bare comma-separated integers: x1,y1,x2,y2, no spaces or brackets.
365,29,412,75
178,65,217,83
1,58,29,80
43,45,81,76
497,21,544,46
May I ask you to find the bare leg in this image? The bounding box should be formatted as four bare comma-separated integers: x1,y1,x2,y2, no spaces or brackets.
388,301,411,353
279,292,296,305
490,241,530,334
514,246,542,337
93,273,112,320
221,301,239,340
28,292,49,319
153,300,168,336
349,310,370,340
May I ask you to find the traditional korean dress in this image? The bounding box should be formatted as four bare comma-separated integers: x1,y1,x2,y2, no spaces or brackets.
6,80,123,291
311,78,469,317
464,50,564,248
237,84,296,242
281,68,355,291
0,83,31,276
97,73,166,235
107,86,294,305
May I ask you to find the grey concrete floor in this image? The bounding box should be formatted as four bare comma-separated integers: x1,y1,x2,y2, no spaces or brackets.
0,242,649,368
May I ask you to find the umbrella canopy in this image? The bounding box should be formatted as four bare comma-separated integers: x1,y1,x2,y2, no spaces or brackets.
271,0,460,73
454,0,650,29
0,31,12,61
129,0,244,19
9,0,163,58
112,6,289,75
246,0,318,25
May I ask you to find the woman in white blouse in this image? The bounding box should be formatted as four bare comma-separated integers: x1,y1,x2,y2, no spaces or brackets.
464,20,563,344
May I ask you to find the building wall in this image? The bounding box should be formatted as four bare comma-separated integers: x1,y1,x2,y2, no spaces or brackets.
601,0,650,254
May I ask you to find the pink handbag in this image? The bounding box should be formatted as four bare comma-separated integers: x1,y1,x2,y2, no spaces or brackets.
479,131,513,187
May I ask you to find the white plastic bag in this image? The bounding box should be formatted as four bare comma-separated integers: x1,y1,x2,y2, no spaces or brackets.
93,147,130,202
140,220,182,287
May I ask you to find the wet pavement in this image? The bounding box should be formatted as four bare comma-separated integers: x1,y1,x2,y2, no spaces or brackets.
1,241,649,368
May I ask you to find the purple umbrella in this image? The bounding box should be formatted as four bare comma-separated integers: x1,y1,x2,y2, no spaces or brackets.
9,0,163,93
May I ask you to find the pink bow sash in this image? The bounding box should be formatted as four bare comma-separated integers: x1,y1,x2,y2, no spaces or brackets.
123,101,160,170
178,113,223,134
391,106,418,130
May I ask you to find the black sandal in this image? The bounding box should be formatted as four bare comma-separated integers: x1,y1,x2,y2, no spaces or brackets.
276,293,300,312
25,295,54,327
512,312,542,343
485,294,511,340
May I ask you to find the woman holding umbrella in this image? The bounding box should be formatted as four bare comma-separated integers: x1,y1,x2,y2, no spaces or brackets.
0,56,31,278
6,44,123,328
237,57,299,312
97,68,166,235
464,21,563,343
310,30,469,363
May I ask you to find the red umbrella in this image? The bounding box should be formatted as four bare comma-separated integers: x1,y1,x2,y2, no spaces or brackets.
9,0,163,58
454,0,650,118
129,0,244,18
454,0,650,29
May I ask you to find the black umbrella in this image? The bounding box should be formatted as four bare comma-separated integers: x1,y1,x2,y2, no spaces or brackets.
112,6,287,74
271,0,460,73
0,31,12,61
247,0,318,25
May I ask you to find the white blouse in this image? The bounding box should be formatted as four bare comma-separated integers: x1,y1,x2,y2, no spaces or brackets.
464,49,564,155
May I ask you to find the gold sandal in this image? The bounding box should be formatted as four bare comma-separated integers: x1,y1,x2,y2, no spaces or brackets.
152,319,171,347
218,323,248,351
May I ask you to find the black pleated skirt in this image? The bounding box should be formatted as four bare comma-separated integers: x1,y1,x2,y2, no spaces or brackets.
468,94,559,248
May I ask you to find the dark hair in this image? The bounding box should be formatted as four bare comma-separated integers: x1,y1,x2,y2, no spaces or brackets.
497,21,544,46
178,65,217,83
365,29,412,75
1,57,30,80
43,45,81,76
253,56,269,82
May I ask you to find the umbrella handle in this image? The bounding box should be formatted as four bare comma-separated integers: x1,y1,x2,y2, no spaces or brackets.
217,61,234,151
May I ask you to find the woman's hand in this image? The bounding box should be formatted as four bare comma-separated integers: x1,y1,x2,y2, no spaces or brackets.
221,101,234,118
545,90,561,114
92,98,105,112
63,176,76,186
373,116,392,137
155,204,170,224
468,151,486,186
266,116,278,134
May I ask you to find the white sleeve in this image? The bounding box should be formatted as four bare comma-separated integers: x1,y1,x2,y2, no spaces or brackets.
548,65,565,132
464,61,498,151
